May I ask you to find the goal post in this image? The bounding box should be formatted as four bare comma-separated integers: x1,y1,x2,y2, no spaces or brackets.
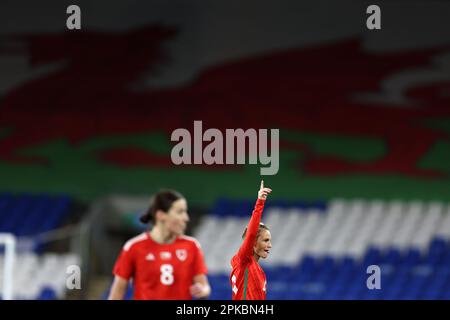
0,233,16,300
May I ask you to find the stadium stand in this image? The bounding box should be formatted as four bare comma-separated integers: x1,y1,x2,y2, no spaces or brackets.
198,199,450,300
0,193,81,299
0,253,80,300
107,198,450,300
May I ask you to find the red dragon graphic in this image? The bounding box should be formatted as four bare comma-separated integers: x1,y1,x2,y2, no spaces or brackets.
0,26,449,178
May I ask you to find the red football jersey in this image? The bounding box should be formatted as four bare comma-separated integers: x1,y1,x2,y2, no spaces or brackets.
113,232,208,300
230,199,267,300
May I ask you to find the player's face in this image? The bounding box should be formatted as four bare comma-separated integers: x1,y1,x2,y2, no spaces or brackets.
164,198,189,235
254,229,272,259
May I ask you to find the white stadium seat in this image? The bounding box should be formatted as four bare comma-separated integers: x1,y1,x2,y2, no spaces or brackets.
0,252,80,299
193,199,450,274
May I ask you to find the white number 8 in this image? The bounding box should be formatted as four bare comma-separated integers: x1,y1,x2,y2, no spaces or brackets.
160,264,174,285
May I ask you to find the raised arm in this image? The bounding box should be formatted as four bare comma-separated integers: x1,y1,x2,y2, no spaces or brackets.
237,180,272,261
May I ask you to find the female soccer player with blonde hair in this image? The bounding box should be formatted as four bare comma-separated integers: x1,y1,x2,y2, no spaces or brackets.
230,180,272,300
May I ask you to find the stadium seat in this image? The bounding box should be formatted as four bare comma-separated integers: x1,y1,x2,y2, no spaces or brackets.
195,198,450,300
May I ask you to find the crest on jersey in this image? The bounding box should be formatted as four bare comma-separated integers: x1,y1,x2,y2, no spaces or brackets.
176,249,187,261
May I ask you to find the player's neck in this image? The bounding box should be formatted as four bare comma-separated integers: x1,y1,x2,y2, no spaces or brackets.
253,252,260,263
149,226,177,244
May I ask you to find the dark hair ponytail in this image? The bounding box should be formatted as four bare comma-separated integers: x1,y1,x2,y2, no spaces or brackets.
140,189,185,224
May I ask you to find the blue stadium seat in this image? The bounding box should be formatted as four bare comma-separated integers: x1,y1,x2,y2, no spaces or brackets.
383,248,402,264
401,248,421,266
0,193,73,255
187,199,450,301
37,287,57,300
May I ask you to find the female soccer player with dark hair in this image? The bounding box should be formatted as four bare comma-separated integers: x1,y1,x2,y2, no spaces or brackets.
230,180,272,300
108,189,210,300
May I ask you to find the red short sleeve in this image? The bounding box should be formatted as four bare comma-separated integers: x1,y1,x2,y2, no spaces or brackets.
192,242,208,276
113,248,135,280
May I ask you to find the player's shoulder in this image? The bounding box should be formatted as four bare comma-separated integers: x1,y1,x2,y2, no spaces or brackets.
123,232,148,252
231,253,250,267
178,235,202,249
230,254,238,267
